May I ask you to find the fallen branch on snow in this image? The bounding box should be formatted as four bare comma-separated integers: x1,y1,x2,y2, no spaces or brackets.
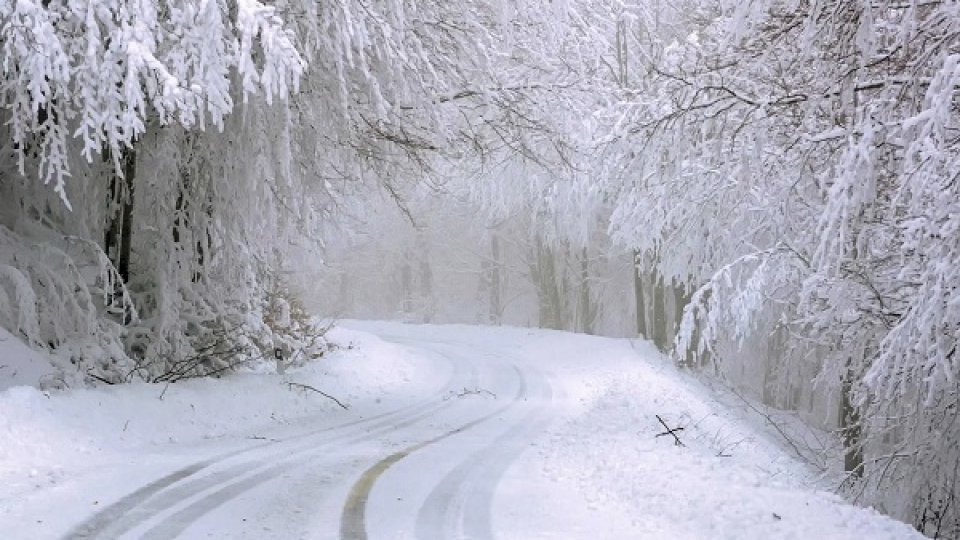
286,382,349,410
443,387,497,401
247,435,280,442
655,414,686,447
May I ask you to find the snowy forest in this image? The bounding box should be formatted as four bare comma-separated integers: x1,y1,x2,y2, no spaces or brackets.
1,0,958,537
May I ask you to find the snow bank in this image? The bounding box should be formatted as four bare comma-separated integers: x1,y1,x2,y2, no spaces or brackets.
0,326,57,391
0,326,444,499
495,330,924,539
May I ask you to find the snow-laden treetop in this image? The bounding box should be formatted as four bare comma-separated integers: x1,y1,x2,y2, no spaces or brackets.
0,0,303,207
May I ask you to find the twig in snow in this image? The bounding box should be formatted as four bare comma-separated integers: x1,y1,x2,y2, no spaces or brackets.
443,387,497,401
247,435,280,442
716,436,748,458
286,382,349,410
726,386,822,467
86,371,115,385
655,414,686,447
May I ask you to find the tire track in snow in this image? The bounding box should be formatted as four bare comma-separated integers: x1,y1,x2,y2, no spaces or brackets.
63,445,264,539
64,353,478,540
339,365,528,540
414,368,554,540
136,402,459,539
67,403,438,539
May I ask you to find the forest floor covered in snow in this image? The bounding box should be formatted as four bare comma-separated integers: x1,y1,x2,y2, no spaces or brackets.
0,321,924,539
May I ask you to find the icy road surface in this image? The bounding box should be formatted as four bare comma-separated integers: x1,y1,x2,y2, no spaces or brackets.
0,322,923,539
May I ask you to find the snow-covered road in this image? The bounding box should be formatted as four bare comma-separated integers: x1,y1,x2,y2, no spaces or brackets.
340,334,555,540
57,331,553,539
0,322,925,539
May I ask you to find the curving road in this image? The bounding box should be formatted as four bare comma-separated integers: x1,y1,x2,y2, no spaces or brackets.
61,327,556,540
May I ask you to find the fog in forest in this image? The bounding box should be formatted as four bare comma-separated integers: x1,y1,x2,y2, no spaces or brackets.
1,1,958,537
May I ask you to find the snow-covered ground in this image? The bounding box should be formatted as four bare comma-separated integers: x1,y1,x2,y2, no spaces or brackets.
0,321,923,539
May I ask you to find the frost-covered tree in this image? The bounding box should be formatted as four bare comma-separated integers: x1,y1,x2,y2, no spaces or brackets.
1,0,302,205
0,0,625,382
0,0,312,382
579,0,960,534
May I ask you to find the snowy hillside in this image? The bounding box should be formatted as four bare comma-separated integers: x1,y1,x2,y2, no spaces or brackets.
0,326,57,392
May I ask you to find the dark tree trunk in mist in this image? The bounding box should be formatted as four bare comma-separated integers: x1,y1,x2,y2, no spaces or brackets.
533,237,564,330
118,150,135,283
841,361,864,477
578,246,595,334
401,257,413,315
338,268,352,314
840,210,865,477
489,232,503,324
672,282,688,341
652,274,668,350
634,250,647,338
104,146,136,324
105,147,136,284
762,324,789,408
417,228,434,323
171,147,209,285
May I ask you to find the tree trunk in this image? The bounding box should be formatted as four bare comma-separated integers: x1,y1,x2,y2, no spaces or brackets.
652,274,668,350
841,205,866,477
400,256,413,316
117,148,135,285
104,145,136,324
417,228,433,322
578,246,595,334
419,256,433,322
489,232,503,324
763,339,779,407
533,237,563,330
337,268,351,314
171,148,208,284
671,281,688,340
634,250,647,338
840,360,864,477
